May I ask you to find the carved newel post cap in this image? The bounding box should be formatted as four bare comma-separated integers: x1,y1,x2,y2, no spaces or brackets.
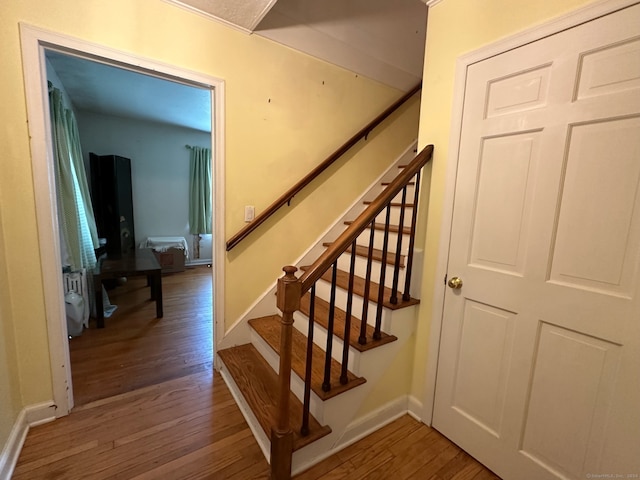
282,265,298,278
277,266,301,314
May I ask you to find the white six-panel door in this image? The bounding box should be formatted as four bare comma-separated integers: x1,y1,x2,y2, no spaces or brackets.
433,4,640,479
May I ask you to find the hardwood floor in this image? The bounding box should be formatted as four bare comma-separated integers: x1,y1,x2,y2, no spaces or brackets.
69,265,213,405
14,370,270,479
14,265,499,479
293,416,501,480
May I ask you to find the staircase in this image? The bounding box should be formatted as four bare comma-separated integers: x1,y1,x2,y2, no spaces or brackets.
217,144,433,478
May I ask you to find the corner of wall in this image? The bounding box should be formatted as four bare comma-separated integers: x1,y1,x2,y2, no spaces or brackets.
0,401,55,479
0,409,27,480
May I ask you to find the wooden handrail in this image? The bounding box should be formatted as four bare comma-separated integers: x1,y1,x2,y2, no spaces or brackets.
225,83,422,251
299,145,434,293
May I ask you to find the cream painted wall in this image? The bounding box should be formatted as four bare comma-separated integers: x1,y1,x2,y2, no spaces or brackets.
226,98,421,324
0,0,418,442
0,207,22,447
412,0,599,400
355,334,416,418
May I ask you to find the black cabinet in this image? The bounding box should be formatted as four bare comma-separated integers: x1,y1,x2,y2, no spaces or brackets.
90,153,135,255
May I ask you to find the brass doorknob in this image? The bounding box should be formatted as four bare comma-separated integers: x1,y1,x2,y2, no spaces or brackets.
447,276,463,289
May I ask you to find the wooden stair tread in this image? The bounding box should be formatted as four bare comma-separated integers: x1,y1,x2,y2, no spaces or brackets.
300,294,397,352
300,267,420,310
323,242,405,268
218,344,331,451
249,315,367,401
344,221,411,235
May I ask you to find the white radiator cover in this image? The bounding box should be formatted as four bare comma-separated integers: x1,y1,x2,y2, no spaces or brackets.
63,269,90,328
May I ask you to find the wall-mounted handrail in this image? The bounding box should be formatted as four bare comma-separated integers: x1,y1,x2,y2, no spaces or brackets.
225,83,422,251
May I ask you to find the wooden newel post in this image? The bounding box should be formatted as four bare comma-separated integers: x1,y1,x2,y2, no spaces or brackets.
271,265,301,480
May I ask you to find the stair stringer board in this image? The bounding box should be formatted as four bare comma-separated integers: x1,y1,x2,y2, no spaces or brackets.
217,141,418,355
218,362,272,463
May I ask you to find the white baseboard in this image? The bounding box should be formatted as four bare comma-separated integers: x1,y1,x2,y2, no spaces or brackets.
336,395,410,451
0,410,27,480
25,401,57,427
0,401,55,480
185,258,212,266
407,395,423,422
291,395,410,476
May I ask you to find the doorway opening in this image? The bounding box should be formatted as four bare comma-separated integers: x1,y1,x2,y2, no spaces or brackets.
20,24,226,414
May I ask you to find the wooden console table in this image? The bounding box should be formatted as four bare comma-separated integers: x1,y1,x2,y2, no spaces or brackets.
92,248,163,328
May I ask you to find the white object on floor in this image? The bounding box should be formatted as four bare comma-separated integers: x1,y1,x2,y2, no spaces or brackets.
63,268,89,327
64,291,84,337
141,236,189,258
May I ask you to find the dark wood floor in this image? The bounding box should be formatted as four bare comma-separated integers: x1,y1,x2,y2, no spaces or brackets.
14,266,499,479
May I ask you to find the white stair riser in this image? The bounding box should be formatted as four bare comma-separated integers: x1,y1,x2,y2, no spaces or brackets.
293,310,361,373
355,228,408,255
249,327,326,421
388,183,416,203
373,205,415,228
311,279,394,333
336,253,407,290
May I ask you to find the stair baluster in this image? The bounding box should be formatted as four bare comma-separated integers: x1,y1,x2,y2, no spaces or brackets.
374,205,392,340
340,240,357,384
358,222,376,345
322,261,339,392
301,285,316,436
390,186,408,304
403,170,421,301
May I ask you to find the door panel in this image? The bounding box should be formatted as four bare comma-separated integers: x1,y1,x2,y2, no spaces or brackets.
521,323,622,479
452,301,516,438
575,37,640,100
549,117,640,296
433,4,640,479
485,65,553,118
470,132,541,275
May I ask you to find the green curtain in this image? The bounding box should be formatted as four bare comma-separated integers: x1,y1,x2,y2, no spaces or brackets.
49,86,99,271
189,146,212,235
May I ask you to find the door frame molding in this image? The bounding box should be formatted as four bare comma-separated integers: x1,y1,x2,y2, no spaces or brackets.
421,0,639,425
19,23,226,415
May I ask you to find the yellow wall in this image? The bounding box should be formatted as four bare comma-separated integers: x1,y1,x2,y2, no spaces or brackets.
226,98,421,324
0,0,418,445
355,334,417,418
0,206,22,445
412,0,599,400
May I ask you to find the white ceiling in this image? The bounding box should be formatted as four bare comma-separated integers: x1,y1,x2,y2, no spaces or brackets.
46,50,212,132
174,0,427,90
255,0,427,91
46,1,427,133
167,0,279,31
